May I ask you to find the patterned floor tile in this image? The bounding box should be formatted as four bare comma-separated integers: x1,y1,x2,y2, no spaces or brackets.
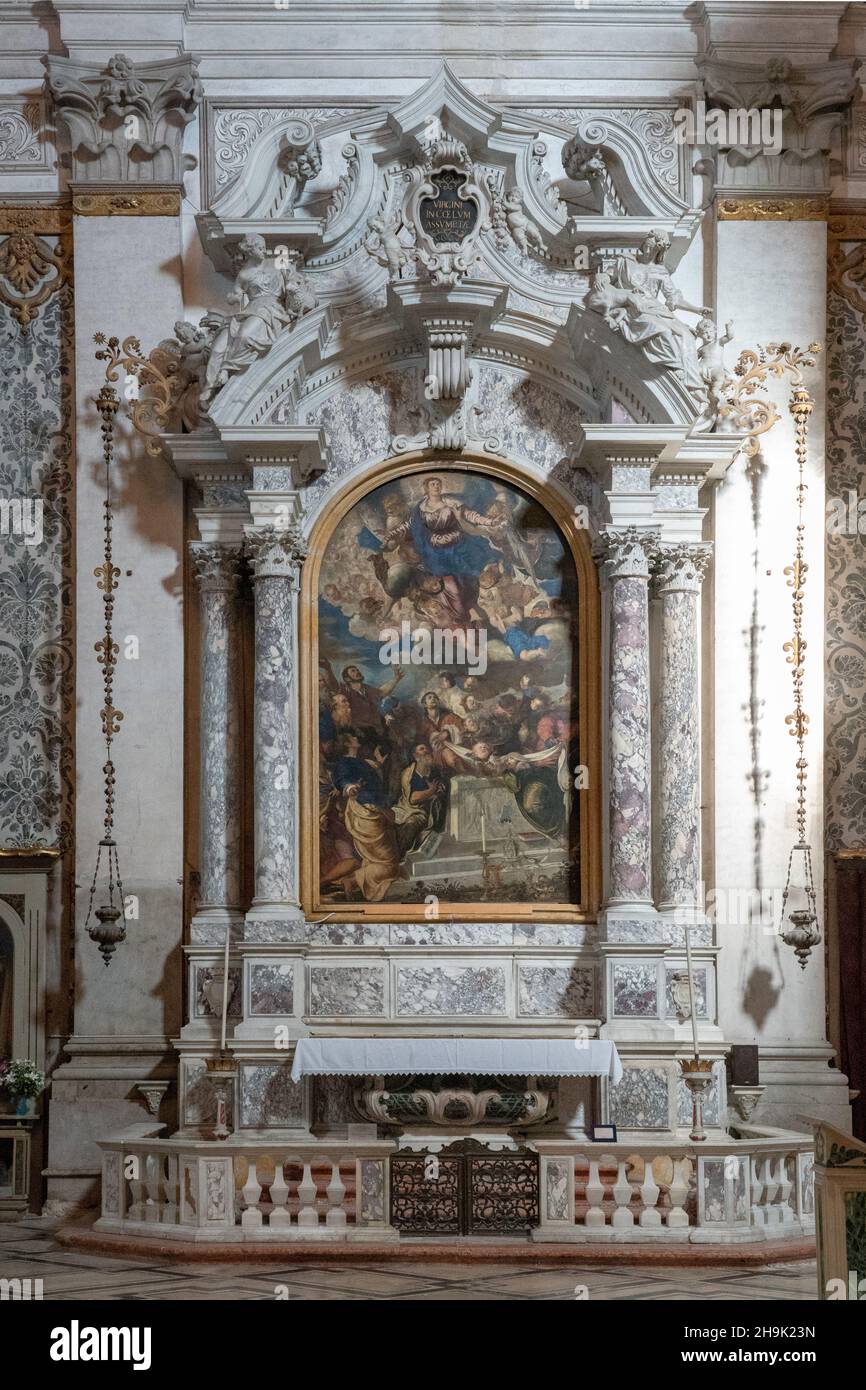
0,1227,819,1301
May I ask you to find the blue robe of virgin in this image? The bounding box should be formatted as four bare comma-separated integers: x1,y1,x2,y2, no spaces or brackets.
409,503,497,578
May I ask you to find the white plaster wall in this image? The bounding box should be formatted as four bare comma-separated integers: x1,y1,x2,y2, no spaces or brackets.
71,216,186,1037
713,222,831,1062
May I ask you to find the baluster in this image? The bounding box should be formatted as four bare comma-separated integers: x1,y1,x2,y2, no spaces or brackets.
326,1161,347,1227
144,1154,162,1223
297,1162,319,1228
639,1156,661,1228
762,1155,780,1224
773,1153,794,1225
584,1157,606,1228
127,1152,146,1222
666,1157,690,1229
611,1159,635,1229
162,1153,179,1225
750,1156,767,1226
269,1162,291,1229
241,1162,263,1229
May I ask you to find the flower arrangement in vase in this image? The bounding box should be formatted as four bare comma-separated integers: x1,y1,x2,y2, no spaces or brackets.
0,1058,47,1117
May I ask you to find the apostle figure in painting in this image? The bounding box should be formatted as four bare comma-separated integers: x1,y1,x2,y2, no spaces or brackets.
330,732,404,902
319,658,404,731
382,476,506,626
393,743,447,852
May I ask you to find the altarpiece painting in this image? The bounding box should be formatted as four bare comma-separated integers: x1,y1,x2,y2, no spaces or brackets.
306,463,591,917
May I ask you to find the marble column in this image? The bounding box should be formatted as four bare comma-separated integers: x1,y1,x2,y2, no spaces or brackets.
595,527,657,916
245,525,307,932
190,543,244,929
653,543,711,918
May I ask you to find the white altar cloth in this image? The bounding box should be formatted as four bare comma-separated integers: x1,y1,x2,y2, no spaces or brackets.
291,1038,622,1085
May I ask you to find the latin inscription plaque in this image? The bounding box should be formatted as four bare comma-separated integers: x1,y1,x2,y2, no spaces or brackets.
418,169,478,246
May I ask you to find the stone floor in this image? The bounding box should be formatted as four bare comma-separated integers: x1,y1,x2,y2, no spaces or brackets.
0,1223,820,1300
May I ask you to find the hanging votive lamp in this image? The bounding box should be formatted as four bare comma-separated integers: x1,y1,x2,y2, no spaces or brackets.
82,373,128,964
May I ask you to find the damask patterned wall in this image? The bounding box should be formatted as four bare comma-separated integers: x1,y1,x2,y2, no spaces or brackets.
0,209,75,851
826,215,866,852
826,213,866,1138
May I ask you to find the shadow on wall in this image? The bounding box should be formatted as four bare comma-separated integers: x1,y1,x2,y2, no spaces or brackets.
742,963,781,1032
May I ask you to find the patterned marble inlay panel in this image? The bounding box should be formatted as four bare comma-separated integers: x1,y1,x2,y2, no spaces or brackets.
240,1063,306,1128
359,1159,386,1224
611,1066,670,1129
474,365,579,472
308,923,389,946
702,1156,748,1224
249,962,294,1015
390,923,512,947
243,919,306,943
313,1076,357,1130
676,1061,725,1128
205,1161,229,1221
606,920,712,945
513,924,594,947
612,963,658,1017
102,1150,121,1217
664,966,708,1017
308,965,386,1016
844,1192,866,1284
301,370,422,516
545,1159,571,1221
182,1059,218,1128
194,965,242,1019
800,1153,815,1215
518,964,595,1017
395,964,508,1016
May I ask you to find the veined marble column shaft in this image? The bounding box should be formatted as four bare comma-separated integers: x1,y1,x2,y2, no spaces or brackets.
190,544,244,924
595,529,657,911
246,525,306,925
654,543,712,914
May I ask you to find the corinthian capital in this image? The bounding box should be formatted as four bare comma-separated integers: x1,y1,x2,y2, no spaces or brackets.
653,542,712,594
43,51,202,186
189,542,244,592
245,525,307,580
593,527,659,580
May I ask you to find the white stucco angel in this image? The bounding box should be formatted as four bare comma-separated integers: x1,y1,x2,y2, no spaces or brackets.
364,217,410,279
202,233,317,403
502,188,545,255
153,319,215,431
693,316,735,430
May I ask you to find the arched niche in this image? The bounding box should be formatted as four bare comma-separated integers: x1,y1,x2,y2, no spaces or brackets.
299,449,601,922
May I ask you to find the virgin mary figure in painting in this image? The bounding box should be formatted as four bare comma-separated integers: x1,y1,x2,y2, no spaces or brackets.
381,475,506,625
315,467,581,909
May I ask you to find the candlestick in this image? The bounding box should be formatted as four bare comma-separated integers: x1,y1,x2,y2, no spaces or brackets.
684,925,700,1060
220,924,230,1053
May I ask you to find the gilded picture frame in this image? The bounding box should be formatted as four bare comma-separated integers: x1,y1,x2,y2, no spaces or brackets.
299,450,601,922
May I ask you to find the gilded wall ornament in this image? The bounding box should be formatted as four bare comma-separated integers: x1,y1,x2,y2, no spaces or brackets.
717,197,830,221
0,227,70,329
717,340,820,457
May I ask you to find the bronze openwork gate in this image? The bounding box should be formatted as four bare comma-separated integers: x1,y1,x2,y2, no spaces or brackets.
390,1148,540,1235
